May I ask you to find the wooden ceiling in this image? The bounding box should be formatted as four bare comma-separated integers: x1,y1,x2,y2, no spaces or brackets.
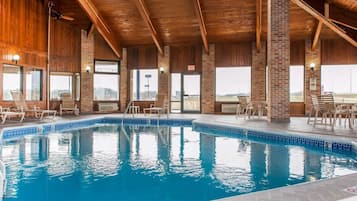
53,0,356,47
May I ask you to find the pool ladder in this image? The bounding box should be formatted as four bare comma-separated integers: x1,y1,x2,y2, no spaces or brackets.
0,160,6,198
122,100,136,126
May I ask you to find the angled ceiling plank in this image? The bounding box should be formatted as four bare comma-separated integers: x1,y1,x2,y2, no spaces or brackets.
256,0,262,51
292,0,357,48
132,0,164,55
331,19,357,31
192,0,209,53
77,0,122,58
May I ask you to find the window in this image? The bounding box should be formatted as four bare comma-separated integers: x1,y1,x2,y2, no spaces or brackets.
216,67,251,102
50,74,73,100
3,64,22,101
289,65,304,102
26,69,43,101
171,73,181,113
94,60,120,101
132,69,158,101
321,65,357,103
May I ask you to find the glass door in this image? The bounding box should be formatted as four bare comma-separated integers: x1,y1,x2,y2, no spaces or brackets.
182,74,201,113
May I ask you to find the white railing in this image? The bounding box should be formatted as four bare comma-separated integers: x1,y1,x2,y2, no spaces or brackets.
0,160,6,198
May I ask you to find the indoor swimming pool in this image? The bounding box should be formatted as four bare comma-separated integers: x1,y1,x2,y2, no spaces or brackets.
1,121,357,201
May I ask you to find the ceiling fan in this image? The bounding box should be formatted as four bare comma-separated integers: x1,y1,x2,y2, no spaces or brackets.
48,1,74,21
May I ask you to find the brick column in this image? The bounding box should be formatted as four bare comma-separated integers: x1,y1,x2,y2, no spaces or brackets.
251,41,267,102
158,46,170,110
80,30,94,113
120,48,128,112
267,0,290,122
304,39,321,115
202,44,215,114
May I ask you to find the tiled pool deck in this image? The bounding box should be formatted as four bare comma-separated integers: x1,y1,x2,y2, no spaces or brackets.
0,113,356,201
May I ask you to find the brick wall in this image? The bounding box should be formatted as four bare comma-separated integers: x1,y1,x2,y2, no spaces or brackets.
202,44,215,113
80,30,94,113
304,38,321,115
120,48,128,112
158,46,170,108
251,41,266,102
267,0,290,122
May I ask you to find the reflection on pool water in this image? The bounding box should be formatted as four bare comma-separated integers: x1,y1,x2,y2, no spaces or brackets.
1,125,357,201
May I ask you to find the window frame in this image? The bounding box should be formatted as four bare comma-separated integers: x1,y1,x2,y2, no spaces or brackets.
289,65,305,103
94,59,120,75
93,59,120,101
131,68,159,101
2,64,23,101
25,67,43,101
321,64,357,103
49,72,75,101
215,66,252,102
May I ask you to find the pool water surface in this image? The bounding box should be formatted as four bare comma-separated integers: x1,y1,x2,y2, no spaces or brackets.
1,124,357,201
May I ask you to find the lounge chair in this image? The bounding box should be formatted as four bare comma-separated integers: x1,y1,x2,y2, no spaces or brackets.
143,95,168,117
59,93,79,116
10,91,57,120
0,106,25,124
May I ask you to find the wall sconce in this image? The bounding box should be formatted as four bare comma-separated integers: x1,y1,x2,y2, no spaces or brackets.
85,65,91,73
159,67,164,74
12,54,20,64
310,63,316,71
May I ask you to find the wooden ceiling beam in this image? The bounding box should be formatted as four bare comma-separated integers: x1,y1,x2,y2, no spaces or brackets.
192,0,209,54
292,0,357,48
77,0,122,58
312,1,329,50
256,0,262,51
132,0,164,55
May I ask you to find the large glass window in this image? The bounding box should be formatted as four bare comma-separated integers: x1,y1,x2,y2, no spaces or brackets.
3,64,22,101
132,69,158,101
26,69,42,101
50,74,73,100
93,60,120,101
289,65,304,102
171,73,181,113
321,65,357,103
216,67,251,102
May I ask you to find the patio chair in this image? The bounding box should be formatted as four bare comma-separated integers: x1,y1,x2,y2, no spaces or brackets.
10,91,57,120
59,93,79,116
143,94,168,117
0,106,25,124
236,96,249,118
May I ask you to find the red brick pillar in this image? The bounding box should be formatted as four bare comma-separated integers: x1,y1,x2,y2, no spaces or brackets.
158,46,170,110
202,44,215,114
304,39,321,115
267,0,290,122
251,42,267,102
80,30,94,113
120,48,128,112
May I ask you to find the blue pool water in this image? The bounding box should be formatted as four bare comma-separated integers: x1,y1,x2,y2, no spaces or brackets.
1,124,357,201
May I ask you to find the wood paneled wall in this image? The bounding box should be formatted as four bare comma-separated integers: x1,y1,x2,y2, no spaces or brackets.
0,0,47,67
321,39,357,65
50,20,81,73
290,40,305,65
127,46,158,69
215,43,252,67
94,32,119,61
170,45,202,73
